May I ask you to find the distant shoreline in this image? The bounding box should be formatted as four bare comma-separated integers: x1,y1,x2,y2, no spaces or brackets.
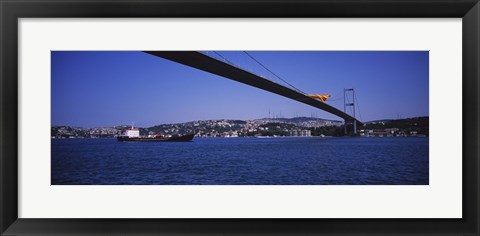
52,116,428,139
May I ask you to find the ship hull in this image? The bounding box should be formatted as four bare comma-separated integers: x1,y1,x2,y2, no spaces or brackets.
117,134,194,142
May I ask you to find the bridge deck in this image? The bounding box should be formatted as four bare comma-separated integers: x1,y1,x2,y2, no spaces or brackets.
144,51,362,125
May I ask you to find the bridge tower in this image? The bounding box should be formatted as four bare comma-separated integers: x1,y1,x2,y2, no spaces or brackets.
344,88,357,135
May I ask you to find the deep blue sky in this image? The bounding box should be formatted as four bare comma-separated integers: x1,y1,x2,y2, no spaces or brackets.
51,51,428,127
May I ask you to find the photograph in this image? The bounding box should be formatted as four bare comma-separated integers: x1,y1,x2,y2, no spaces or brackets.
51,50,429,185
3,0,477,234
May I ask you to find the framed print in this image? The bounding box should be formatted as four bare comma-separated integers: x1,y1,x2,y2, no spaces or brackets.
1,0,479,235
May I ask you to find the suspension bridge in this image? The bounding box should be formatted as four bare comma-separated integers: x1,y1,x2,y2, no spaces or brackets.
144,51,363,134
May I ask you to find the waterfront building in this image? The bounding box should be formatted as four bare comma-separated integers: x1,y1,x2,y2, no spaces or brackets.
288,130,311,137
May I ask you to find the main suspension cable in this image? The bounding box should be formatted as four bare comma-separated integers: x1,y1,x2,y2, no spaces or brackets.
243,51,305,94
354,92,363,121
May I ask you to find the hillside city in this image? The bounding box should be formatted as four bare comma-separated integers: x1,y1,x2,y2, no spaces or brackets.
51,116,428,139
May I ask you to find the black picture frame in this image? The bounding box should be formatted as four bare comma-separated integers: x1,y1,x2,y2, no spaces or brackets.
1,0,479,235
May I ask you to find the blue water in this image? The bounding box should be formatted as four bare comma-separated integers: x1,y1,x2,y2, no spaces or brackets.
51,137,429,185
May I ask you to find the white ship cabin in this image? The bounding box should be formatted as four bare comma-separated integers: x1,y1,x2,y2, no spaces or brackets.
125,128,140,138
121,124,140,138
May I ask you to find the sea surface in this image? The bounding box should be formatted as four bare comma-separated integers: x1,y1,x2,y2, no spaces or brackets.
51,137,429,185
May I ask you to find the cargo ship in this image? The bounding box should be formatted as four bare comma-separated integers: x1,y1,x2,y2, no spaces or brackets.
116,124,194,142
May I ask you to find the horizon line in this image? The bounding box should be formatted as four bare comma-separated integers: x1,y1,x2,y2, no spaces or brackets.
51,115,429,129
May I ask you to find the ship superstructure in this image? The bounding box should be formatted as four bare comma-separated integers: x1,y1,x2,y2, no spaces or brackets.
117,123,193,142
